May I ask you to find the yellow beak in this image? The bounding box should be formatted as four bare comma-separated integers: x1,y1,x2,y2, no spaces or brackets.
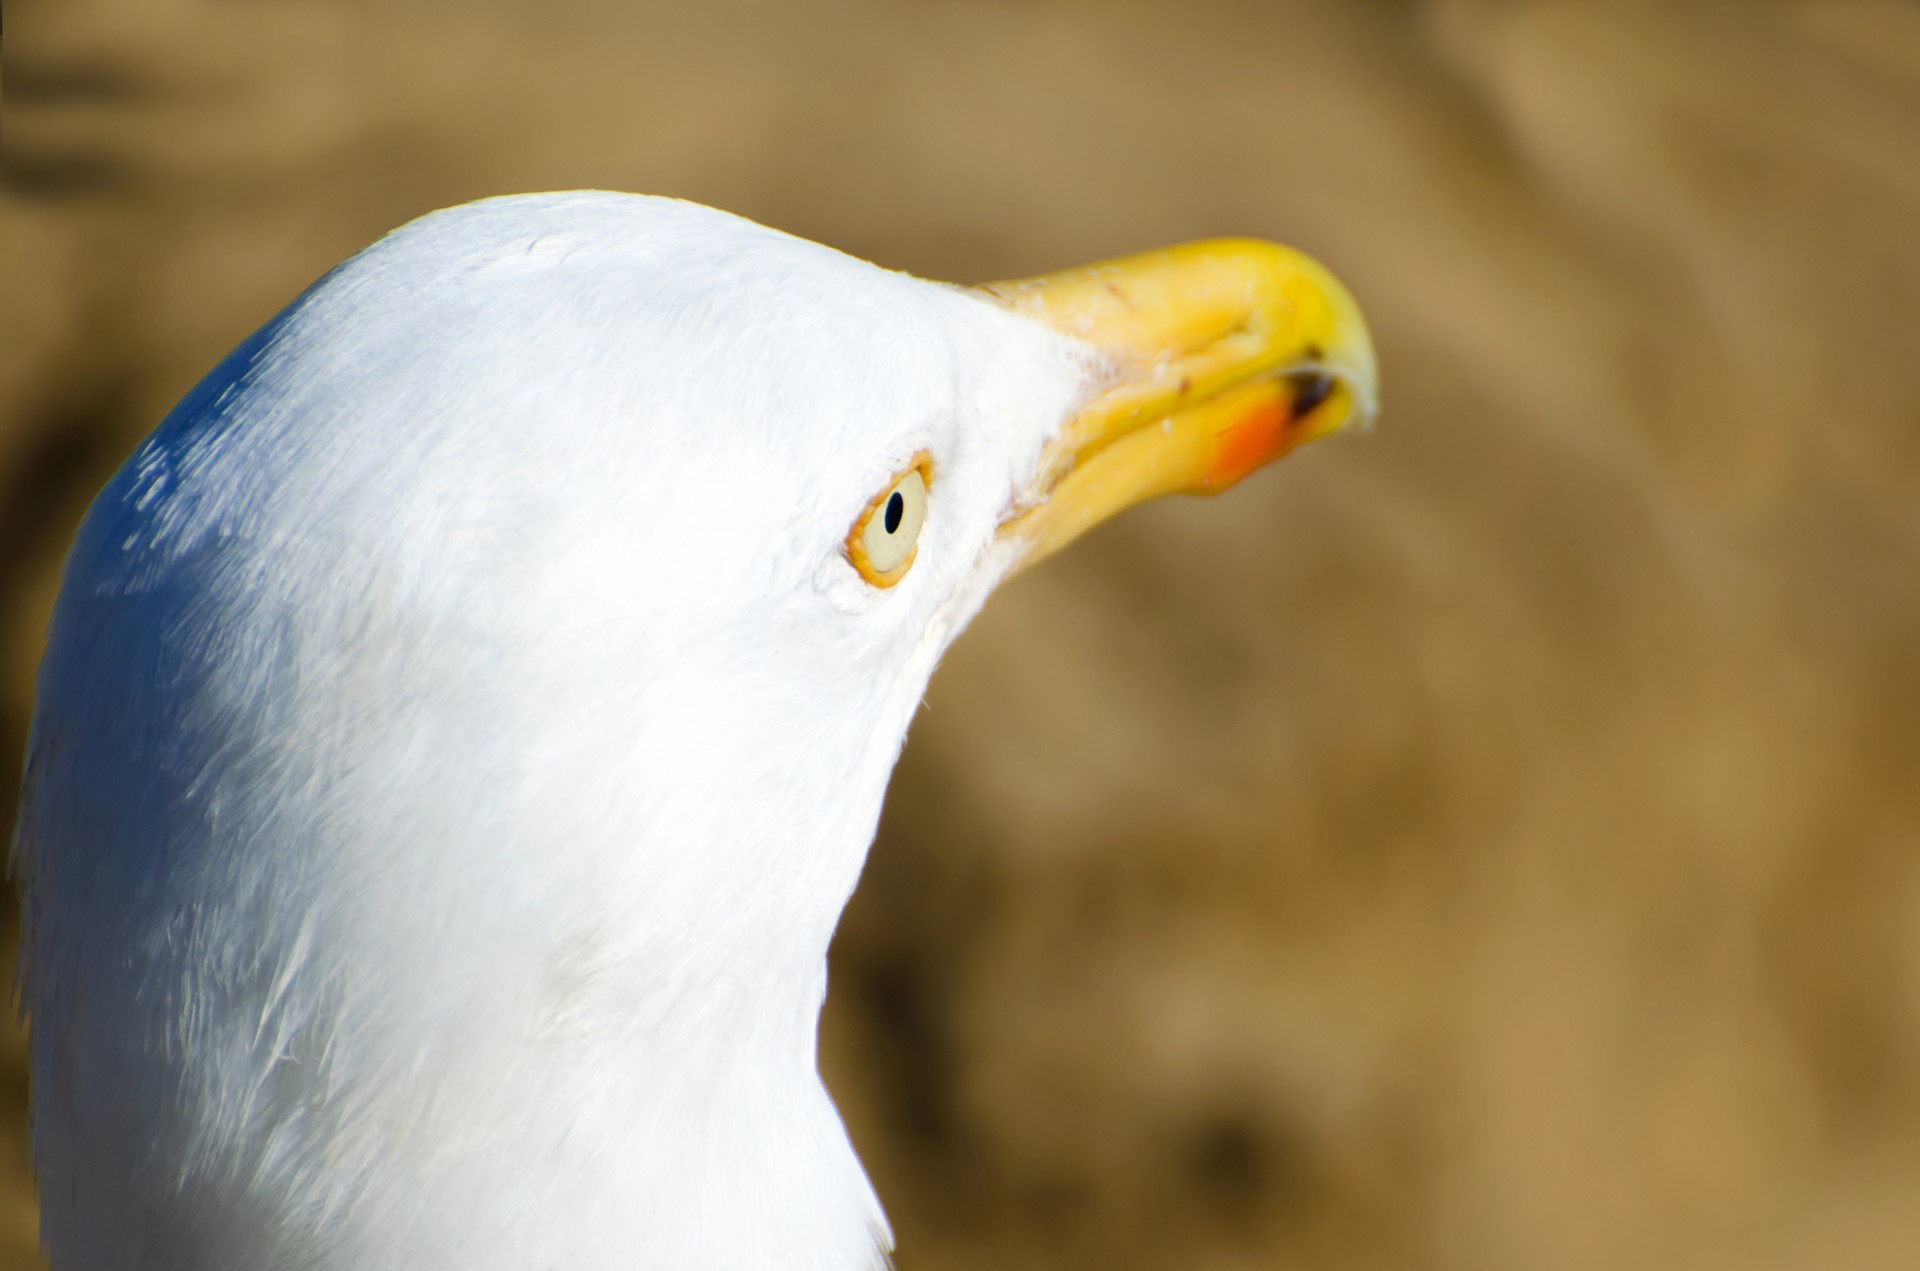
977,238,1378,571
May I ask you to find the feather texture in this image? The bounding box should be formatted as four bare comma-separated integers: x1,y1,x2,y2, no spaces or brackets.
15,193,1092,1271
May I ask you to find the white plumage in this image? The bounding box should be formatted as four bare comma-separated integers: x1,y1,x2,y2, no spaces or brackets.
14,192,1374,1270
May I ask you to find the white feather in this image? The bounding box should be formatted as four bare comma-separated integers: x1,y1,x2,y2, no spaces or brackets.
15,192,1095,1271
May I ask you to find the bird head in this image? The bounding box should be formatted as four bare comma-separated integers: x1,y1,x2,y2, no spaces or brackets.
18,192,1374,1269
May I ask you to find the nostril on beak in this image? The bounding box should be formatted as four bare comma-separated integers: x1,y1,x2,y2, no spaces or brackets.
1284,371,1336,420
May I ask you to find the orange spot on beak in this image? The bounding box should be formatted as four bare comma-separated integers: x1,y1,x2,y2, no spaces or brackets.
1207,388,1293,491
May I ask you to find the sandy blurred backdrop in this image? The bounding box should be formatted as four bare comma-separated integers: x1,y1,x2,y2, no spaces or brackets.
5,0,1920,1267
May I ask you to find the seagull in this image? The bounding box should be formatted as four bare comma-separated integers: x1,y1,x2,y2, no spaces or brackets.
13,192,1376,1271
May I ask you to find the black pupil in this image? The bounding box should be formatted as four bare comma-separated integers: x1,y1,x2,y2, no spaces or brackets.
884,491,905,534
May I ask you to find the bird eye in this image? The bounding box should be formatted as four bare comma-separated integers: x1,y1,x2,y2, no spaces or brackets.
846,453,931,588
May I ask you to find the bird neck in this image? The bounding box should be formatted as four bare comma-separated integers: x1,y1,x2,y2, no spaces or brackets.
200,836,896,1271
306,803,898,1270
340,952,888,1271
74,742,902,1271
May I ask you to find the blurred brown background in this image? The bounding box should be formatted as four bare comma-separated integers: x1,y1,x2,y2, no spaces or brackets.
6,0,1920,1267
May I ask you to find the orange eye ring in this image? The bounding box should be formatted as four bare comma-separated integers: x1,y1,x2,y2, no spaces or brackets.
846,452,933,588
